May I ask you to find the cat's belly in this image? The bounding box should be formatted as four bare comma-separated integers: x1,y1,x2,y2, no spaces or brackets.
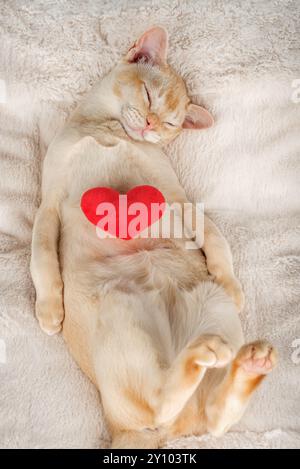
60,209,209,291
60,203,209,383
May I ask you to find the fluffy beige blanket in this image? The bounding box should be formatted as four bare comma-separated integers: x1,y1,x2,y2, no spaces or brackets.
0,0,300,448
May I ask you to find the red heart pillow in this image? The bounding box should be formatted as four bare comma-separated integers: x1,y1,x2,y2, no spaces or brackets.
81,185,165,240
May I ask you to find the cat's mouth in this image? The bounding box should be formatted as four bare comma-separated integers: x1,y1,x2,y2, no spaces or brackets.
121,121,145,141
121,120,161,144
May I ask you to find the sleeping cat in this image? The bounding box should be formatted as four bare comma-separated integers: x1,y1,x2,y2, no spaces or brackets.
30,27,277,448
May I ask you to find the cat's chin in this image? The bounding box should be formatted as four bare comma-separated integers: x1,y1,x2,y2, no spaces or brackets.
144,132,161,144
123,125,145,142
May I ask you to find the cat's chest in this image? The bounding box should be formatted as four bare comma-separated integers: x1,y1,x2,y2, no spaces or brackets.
65,137,150,204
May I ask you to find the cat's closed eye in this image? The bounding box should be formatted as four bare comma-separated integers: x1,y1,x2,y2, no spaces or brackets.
143,83,151,107
164,122,176,127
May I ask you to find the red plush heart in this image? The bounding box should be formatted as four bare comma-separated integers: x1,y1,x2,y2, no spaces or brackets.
80,185,166,240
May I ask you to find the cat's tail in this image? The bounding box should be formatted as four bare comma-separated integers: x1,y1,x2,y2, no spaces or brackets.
111,429,163,449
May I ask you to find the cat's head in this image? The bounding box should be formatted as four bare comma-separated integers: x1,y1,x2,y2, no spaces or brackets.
113,27,214,144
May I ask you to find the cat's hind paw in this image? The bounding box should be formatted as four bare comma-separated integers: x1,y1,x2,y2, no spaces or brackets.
235,340,278,376
188,334,234,368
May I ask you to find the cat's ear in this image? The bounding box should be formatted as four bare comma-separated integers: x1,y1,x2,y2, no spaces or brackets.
125,27,168,65
182,103,214,130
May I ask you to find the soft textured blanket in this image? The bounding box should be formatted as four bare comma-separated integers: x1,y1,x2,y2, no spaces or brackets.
0,0,299,449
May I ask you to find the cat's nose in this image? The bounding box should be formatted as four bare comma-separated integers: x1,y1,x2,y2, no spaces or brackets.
146,113,159,129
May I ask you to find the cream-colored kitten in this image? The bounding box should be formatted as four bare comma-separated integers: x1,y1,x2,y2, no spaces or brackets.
30,27,277,448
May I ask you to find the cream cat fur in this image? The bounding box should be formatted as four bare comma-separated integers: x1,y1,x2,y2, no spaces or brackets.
30,27,277,448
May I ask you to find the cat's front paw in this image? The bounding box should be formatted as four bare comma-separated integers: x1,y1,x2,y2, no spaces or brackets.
35,296,64,335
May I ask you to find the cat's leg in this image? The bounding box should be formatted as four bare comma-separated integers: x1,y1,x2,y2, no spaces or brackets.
201,214,244,312
108,332,234,447
157,281,243,429
170,196,244,311
204,340,278,436
30,204,64,335
155,334,234,427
